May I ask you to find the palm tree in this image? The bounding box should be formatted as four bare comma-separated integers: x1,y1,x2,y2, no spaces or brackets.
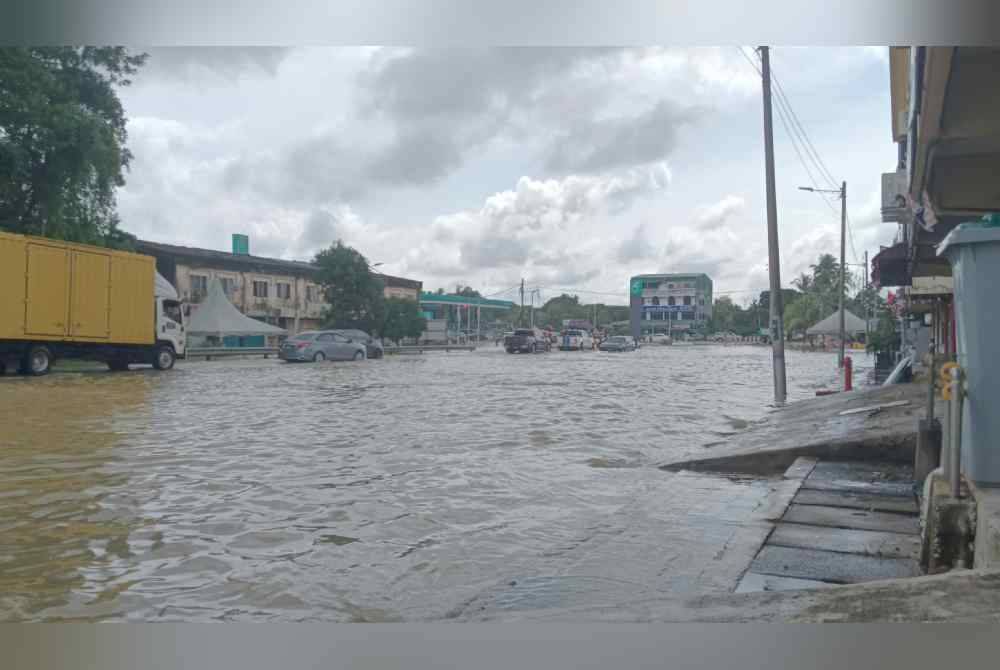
792,272,812,293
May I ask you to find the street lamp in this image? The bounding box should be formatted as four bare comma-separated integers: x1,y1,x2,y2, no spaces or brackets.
799,182,848,368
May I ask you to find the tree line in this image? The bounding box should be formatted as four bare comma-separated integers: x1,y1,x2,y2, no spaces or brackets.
709,253,891,345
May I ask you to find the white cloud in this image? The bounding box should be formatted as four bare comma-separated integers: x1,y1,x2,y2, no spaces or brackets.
399,165,670,287
112,47,896,304
694,195,746,230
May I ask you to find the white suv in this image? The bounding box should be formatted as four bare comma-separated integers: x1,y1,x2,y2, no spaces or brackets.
559,329,593,351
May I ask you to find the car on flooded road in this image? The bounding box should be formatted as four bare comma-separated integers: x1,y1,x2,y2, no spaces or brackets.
333,329,384,359
278,330,368,362
558,329,593,351
598,336,637,352
504,328,550,353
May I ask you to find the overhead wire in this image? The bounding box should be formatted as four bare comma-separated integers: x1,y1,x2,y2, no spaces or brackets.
739,47,861,266
765,50,862,265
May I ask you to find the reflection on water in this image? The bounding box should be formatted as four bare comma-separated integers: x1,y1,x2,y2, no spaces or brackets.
0,346,841,621
0,373,151,620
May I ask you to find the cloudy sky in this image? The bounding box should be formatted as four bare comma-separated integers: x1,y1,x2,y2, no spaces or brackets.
117,46,896,305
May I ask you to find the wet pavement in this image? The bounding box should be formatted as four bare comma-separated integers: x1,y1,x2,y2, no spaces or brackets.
737,458,921,591
0,345,842,622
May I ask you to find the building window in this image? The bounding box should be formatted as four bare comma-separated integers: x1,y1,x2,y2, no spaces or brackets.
683,296,692,306
253,280,269,298
190,274,208,300
276,282,291,299
667,283,674,289
667,296,676,306
219,277,236,296
651,296,660,305
699,298,705,306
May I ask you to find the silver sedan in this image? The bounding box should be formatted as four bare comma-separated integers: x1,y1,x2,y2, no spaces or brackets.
279,330,368,362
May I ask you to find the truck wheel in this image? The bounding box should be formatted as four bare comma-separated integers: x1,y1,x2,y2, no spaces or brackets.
24,345,53,376
152,345,176,370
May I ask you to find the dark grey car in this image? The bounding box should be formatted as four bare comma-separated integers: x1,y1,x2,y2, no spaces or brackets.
279,330,368,362
598,336,637,352
333,329,384,359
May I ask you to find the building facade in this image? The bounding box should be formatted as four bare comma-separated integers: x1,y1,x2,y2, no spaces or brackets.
135,238,422,335
629,273,713,338
873,47,1000,364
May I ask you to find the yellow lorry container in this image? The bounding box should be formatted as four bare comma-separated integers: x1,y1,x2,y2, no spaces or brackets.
0,231,183,375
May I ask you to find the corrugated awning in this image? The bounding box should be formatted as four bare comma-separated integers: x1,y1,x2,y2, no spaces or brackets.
871,242,910,288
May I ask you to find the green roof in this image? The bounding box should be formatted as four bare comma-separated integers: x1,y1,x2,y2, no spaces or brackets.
419,293,516,309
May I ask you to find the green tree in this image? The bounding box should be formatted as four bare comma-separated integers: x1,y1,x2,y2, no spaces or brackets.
454,285,482,298
314,241,385,333
710,296,739,332
783,292,823,338
380,297,427,345
0,47,147,246
867,299,899,355
808,253,855,315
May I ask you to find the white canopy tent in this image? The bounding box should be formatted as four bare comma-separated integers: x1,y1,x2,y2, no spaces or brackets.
186,278,287,342
806,309,867,336
155,272,178,300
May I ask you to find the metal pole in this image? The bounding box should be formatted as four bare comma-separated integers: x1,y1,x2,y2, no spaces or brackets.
950,366,963,498
927,337,936,423
839,181,847,368
863,250,869,347
520,278,525,327
760,46,787,405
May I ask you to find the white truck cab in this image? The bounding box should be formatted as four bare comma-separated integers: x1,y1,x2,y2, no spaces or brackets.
559,329,594,351
154,273,186,365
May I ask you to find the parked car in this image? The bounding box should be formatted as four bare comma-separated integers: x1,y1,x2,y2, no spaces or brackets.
504,328,549,354
559,329,594,351
279,330,367,362
333,329,384,358
599,335,637,352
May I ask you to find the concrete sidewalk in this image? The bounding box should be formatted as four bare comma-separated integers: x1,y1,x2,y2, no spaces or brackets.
737,458,921,592
460,569,1000,622
659,383,925,475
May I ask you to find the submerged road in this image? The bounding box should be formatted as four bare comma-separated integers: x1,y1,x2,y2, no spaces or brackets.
0,345,843,621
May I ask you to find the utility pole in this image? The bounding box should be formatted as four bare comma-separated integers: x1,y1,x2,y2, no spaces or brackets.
838,181,847,368
520,278,525,327
799,182,848,367
760,46,787,405
864,250,869,348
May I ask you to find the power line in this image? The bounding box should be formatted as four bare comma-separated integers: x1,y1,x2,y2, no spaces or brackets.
766,60,839,189
739,48,841,212
738,47,861,266
764,52,861,265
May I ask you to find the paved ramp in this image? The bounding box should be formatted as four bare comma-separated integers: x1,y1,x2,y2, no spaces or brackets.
737,458,921,592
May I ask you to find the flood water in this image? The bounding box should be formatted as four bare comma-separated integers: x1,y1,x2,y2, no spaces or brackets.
0,344,847,621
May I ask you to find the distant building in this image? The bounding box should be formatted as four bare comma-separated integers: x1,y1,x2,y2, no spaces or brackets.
418,292,516,343
135,236,422,334
628,273,713,338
